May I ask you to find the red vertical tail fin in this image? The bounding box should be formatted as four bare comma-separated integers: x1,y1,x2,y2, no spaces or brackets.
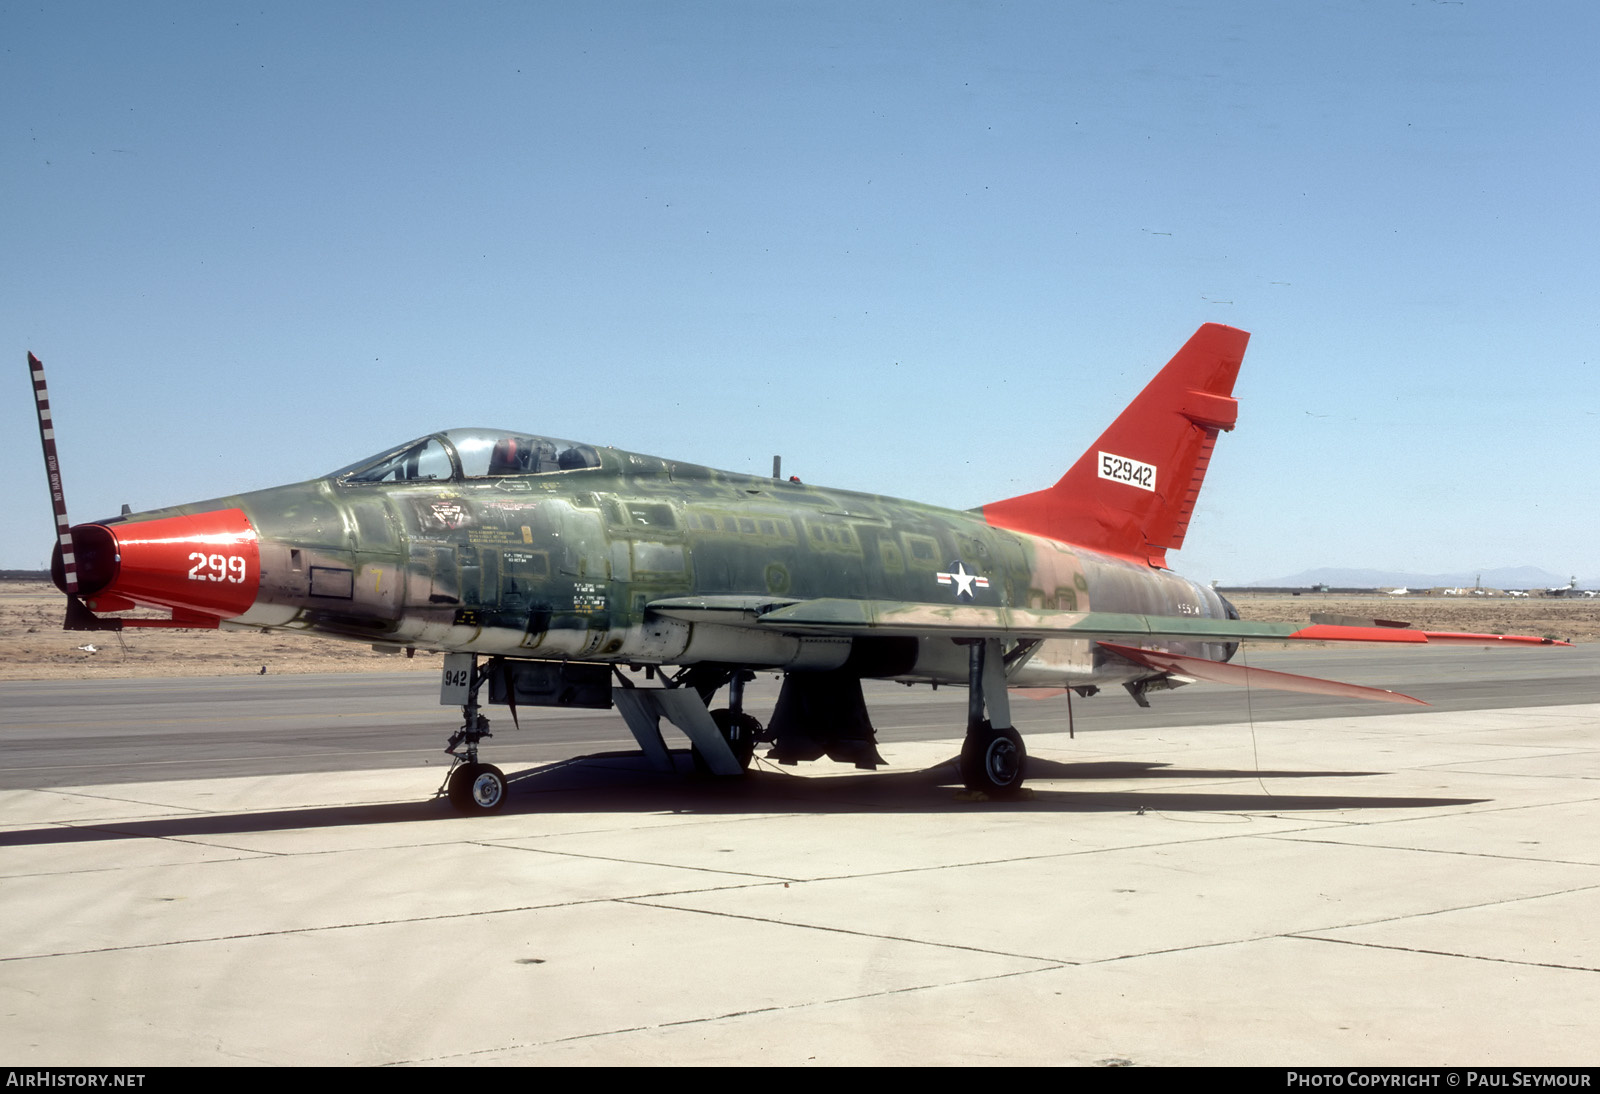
982,323,1249,568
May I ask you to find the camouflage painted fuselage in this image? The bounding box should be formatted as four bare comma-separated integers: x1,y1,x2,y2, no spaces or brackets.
118,433,1234,690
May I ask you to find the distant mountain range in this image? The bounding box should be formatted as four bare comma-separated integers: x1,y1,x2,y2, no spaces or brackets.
1240,566,1595,590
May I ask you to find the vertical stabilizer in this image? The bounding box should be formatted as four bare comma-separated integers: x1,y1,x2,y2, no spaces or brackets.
982,323,1249,568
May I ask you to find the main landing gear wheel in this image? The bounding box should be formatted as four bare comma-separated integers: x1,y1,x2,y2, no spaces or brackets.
959,721,1027,797
694,708,762,773
447,762,508,814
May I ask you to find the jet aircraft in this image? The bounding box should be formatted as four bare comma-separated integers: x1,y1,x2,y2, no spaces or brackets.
29,326,1568,812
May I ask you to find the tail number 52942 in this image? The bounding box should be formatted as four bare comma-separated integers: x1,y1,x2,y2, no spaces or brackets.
1098,451,1156,492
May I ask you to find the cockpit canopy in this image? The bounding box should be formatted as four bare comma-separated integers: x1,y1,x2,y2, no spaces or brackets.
334,428,603,484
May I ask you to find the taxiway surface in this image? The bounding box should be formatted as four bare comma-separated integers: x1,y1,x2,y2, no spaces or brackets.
4,645,1596,788
1,648,1596,1065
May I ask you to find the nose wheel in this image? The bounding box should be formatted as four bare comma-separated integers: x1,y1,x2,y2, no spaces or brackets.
447,762,508,813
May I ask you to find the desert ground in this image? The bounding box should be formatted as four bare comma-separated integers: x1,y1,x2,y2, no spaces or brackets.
0,580,439,680
2,580,1592,682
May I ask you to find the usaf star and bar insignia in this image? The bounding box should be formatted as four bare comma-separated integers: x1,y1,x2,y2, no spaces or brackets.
936,561,990,601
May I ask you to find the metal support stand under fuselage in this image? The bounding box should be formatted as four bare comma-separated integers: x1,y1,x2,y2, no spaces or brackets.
613,684,745,775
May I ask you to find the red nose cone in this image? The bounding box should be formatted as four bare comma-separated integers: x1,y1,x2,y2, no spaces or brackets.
53,508,262,619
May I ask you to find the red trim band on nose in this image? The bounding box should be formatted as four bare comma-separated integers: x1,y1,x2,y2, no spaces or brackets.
98,508,262,618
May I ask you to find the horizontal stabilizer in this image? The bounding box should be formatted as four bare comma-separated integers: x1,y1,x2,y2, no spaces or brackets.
1098,642,1427,706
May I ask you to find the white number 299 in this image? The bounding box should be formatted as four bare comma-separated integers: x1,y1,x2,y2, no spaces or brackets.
187,552,247,583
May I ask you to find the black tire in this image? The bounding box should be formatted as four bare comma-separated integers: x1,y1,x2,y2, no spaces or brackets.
694,708,762,774
959,721,1027,796
448,762,508,813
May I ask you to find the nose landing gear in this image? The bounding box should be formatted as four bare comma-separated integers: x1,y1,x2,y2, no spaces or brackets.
441,654,508,814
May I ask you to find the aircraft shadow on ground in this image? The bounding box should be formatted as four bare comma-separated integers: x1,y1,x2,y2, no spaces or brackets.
0,751,1487,846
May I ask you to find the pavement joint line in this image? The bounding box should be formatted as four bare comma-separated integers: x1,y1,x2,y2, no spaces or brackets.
1419,756,1600,779
38,820,297,857
12,747,443,773
1288,933,1600,975
472,813,800,842
0,819,1362,885
1264,831,1600,868
402,962,1070,1064
469,841,805,883
0,853,274,880
1129,879,1600,969
752,826,1393,885
1298,878,1600,933
618,896,1085,966
1302,794,1600,828
24,786,214,813
1060,879,1600,967
1075,929,1399,968
0,884,811,963
0,711,433,730
652,961,1065,1025
1112,807,1339,831
1429,772,1600,785
463,820,1376,890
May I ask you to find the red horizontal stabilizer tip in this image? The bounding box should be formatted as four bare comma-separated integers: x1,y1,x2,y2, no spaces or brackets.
1289,625,1570,647
1098,642,1428,705
1416,631,1572,647
1288,624,1430,644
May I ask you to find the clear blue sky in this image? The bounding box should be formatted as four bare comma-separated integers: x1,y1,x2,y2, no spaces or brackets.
5,1,1596,584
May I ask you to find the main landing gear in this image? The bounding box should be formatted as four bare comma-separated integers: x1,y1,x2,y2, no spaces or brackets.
431,647,1029,809
957,638,1029,797
442,655,508,814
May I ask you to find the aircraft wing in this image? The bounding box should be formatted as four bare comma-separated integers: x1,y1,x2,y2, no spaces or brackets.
646,596,1566,705
647,596,1569,647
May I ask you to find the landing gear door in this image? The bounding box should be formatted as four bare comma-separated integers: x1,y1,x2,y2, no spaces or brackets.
441,653,473,706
